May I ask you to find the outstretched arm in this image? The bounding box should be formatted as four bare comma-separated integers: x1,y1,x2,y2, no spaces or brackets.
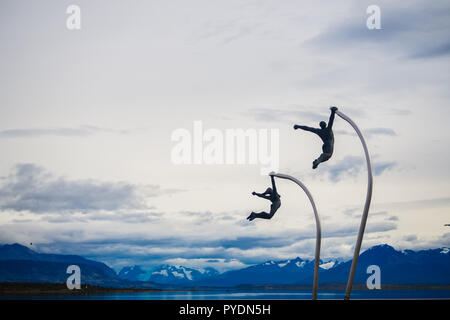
293,125,319,134
252,191,271,200
328,106,338,129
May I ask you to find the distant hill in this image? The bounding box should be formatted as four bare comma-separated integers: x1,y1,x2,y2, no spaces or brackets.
0,244,158,288
0,243,116,280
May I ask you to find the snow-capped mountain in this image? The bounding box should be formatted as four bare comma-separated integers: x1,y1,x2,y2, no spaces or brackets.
149,265,219,284
319,244,450,285
189,244,450,287
192,257,342,287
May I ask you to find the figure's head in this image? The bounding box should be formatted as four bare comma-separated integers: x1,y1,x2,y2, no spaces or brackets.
319,121,326,129
266,187,273,194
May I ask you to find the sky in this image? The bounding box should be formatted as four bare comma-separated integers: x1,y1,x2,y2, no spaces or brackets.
0,0,449,274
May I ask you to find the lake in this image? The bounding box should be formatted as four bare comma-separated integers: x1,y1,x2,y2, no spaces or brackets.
3,290,450,300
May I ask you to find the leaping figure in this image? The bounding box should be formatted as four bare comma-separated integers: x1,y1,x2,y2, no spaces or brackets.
247,174,281,221
294,106,338,169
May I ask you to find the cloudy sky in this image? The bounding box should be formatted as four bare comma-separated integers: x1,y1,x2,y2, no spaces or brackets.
0,0,449,273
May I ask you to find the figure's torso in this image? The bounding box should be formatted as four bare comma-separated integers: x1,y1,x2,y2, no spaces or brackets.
318,128,334,145
270,192,281,203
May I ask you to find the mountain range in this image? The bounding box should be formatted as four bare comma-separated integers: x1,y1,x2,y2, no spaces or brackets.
0,243,155,288
0,243,449,288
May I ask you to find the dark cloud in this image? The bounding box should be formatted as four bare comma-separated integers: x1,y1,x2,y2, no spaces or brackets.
409,41,450,59
0,164,179,213
0,214,398,270
26,220,396,263
403,235,418,242
386,215,399,221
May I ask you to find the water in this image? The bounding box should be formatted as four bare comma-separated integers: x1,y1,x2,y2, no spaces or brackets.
3,290,450,300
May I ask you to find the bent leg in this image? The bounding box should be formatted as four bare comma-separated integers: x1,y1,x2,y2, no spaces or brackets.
247,211,273,221
313,152,332,169
247,201,281,221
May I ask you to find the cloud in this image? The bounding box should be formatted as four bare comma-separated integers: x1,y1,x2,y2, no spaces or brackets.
344,209,388,218
246,106,366,125
364,128,396,138
0,125,128,138
373,161,397,176
41,211,163,224
387,108,412,116
0,163,179,213
0,208,399,271
248,107,324,124
386,215,399,221
377,197,450,211
336,127,396,139
323,156,396,182
305,1,450,60
410,42,450,59
403,235,418,242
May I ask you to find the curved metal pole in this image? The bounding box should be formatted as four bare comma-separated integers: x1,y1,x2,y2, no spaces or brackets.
271,173,321,300
335,110,373,300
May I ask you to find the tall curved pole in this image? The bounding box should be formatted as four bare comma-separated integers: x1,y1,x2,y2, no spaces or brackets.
271,172,321,300
335,110,373,300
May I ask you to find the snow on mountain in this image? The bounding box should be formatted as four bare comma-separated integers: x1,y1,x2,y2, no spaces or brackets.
149,265,219,284
278,260,290,268
152,269,168,277
319,261,335,270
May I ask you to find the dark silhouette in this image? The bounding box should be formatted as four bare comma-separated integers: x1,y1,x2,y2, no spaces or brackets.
294,106,338,169
247,175,281,221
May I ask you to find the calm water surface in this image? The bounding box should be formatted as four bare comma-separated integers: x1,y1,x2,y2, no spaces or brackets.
3,290,450,300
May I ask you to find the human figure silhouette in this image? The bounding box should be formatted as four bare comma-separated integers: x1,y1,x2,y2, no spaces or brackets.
294,106,338,169
247,174,281,221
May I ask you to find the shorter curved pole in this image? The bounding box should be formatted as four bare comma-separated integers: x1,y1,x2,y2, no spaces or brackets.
335,110,373,300
272,173,321,300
